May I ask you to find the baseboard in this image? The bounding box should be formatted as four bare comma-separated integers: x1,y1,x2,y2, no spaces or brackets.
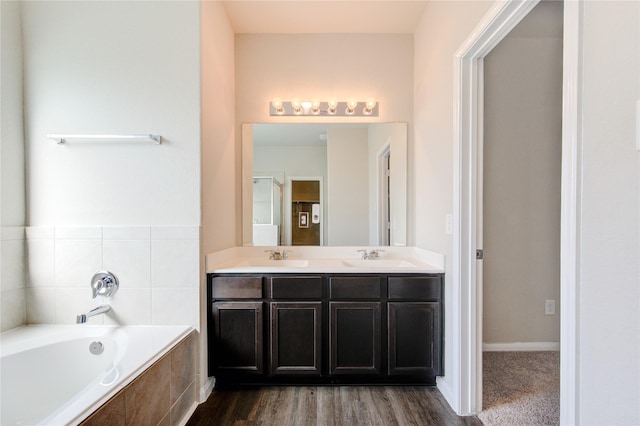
436,376,459,414
199,376,215,403
177,401,198,426
483,342,560,351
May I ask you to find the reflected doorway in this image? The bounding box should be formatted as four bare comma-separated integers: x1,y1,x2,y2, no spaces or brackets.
291,179,321,246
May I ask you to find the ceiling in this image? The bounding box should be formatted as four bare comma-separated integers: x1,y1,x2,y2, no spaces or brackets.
221,1,429,34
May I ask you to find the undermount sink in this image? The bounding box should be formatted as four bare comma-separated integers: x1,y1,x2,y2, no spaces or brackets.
342,259,417,268
235,259,310,268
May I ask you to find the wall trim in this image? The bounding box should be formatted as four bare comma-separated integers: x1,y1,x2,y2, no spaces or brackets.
453,0,541,416
483,342,560,352
559,1,581,424
199,376,215,403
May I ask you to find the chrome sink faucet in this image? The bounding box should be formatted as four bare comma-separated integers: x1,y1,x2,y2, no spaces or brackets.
266,249,290,260
77,305,111,324
358,249,385,260
368,249,385,260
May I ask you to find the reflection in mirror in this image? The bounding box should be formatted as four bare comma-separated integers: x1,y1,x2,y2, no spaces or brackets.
242,123,407,247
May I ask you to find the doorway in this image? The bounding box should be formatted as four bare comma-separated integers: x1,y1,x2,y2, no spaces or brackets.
453,0,580,420
479,1,563,422
289,178,322,246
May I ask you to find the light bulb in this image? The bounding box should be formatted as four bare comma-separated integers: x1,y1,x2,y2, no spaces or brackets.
271,98,284,114
291,98,302,114
364,98,376,115
346,98,358,115
327,99,338,115
301,101,312,114
311,100,321,115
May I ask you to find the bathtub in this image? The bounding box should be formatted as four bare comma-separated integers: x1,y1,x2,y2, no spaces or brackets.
0,324,192,425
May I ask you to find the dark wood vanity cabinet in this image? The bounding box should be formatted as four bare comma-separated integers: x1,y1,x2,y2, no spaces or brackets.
211,302,264,373
387,276,443,376
330,301,381,374
210,276,265,374
270,302,322,375
268,275,323,376
208,272,443,384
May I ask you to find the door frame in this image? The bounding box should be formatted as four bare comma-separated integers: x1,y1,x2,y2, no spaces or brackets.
285,176,324,246
452,0,580,422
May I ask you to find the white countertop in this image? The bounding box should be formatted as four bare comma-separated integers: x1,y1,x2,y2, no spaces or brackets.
206,246,445,274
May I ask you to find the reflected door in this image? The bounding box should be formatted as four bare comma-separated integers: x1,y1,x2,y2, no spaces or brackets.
291,180,320,245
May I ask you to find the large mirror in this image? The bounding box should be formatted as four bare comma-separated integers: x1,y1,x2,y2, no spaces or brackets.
242,123,407,247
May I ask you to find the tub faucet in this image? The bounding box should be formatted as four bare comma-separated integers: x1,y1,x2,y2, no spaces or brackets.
77,304,111,324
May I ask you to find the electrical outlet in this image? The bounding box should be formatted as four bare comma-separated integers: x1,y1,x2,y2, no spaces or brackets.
545,299,556,315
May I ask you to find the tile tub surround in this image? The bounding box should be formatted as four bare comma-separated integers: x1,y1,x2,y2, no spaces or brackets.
81,330,197,426
206,246,445,274
1,227,26,332
24,226,199,328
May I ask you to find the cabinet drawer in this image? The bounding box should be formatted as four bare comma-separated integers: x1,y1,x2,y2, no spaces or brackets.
388,276,442,301
329,276,381,299
270,276,323,299
212,276,263,299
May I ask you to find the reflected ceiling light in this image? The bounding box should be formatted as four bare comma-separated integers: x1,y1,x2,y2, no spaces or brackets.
268,98,378,117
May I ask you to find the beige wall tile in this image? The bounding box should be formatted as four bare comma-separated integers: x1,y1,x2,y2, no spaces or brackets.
124,355,171,425
170,332,196,405
171,382,196,426
80,391,125,426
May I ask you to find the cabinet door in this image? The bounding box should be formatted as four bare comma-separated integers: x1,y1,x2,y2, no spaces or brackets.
330,302,381,375
269,302,322,376
388,302,441,376
212,302,263,374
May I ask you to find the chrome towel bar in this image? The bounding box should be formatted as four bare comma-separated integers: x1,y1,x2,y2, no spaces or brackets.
48,133,162,145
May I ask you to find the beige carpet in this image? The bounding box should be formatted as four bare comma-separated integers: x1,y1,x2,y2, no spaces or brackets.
479,351,560,426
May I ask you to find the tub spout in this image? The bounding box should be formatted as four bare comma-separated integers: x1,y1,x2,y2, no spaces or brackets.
77,304,111,324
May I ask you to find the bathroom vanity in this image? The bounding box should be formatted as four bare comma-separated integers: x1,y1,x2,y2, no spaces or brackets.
206,247,444,385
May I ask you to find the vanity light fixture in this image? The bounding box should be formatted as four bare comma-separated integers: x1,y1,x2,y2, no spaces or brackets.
269,98,378,117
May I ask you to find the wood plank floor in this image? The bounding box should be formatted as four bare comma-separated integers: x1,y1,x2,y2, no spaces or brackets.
187,386,483,426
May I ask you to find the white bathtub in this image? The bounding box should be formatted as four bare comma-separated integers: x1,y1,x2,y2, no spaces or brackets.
0,324,192,425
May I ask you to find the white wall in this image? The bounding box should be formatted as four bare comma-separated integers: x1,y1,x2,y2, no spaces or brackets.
22,1,200,227
482,1,562,345
327,127,369,245
1,0,26,331
1,0,25,227
235,34,414,244
201,0,238,254
578,1,640,423
413,0,494,408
